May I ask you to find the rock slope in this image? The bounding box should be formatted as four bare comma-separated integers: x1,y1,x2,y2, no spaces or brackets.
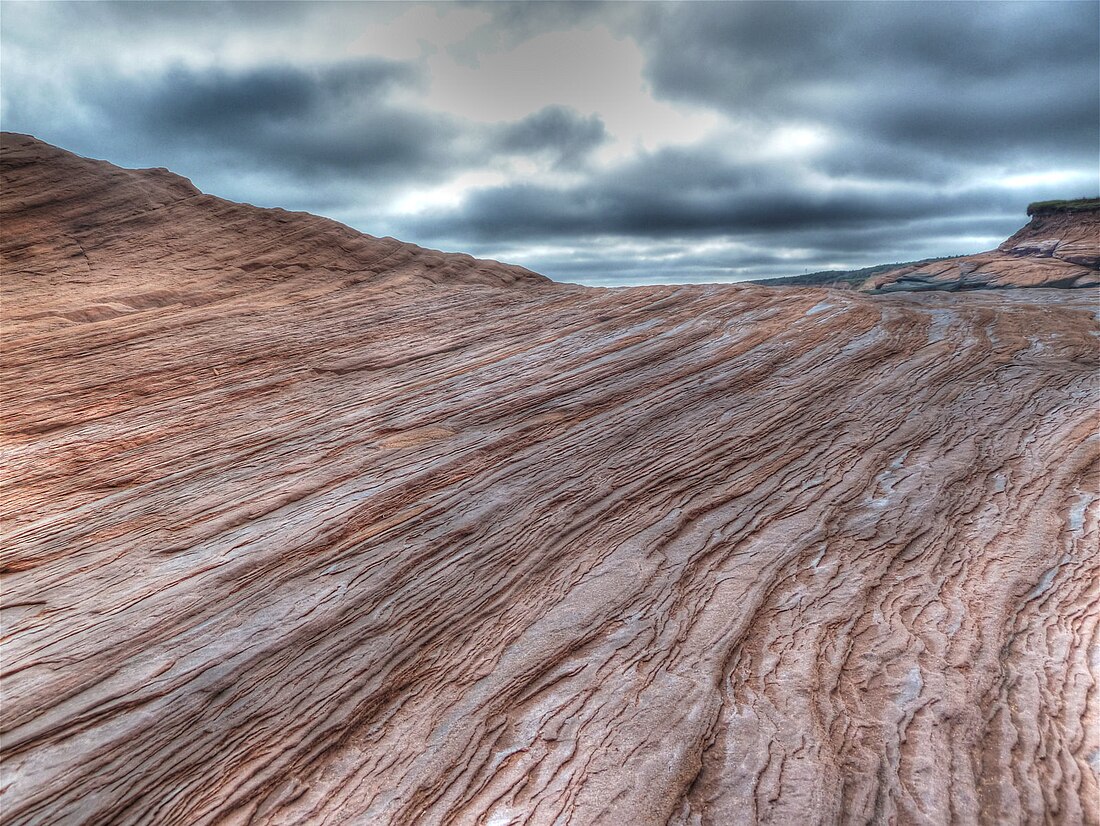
2,135,1098,825
0,132,546,336
865,200,1100,292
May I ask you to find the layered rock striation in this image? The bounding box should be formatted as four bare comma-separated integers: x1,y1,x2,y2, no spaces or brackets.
0,132,546,336
865,200,1100,293
2,135,1098,825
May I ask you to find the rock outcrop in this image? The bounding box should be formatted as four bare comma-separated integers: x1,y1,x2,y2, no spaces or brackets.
865,200,1100,292
0,132,547,336
3,135,1098,825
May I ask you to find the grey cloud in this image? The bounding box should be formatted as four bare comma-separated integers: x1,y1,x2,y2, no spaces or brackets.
636,1,1099,162
852,79,1098,162
494,105,608,169
449,2,626,66
401,140,1026,242
140,62,422,133
80,61,454,183
1,55,447,178
637,2,1098,100
813,138,965,185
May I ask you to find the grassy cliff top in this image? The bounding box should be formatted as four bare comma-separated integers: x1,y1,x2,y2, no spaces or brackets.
1026,197,1100,215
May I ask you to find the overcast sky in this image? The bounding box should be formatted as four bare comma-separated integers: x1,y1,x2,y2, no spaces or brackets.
2,1,1097,285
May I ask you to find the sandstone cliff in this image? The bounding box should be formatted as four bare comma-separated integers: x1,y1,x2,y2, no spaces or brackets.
865,199,1100,292
2,135,1098,825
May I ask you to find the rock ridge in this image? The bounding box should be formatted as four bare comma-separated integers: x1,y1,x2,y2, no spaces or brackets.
1,132,548,337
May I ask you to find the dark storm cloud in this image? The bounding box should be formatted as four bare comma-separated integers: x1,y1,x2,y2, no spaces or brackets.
406,180,1021,257
139,61,420,134
813,138,964,185
75,60,459,182
635,1,1099,162
494,106,608,169
403,141,1023,242
637,1,1099,102
762,216,1018,257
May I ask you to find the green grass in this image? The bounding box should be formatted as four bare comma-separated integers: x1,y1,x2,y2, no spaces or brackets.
1026,197,1100,215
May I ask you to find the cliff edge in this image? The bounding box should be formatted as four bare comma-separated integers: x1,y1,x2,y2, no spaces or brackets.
864,198,1100,292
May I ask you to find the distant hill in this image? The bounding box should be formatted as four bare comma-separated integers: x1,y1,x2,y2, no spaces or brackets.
749,258,957,289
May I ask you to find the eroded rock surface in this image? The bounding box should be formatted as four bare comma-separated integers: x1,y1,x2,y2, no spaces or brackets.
866,202,1100,292
3,135,1099,825
0,132,546,334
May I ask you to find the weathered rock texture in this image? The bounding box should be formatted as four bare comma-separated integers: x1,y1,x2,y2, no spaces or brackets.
3,134,1099,825
865,202,1100,292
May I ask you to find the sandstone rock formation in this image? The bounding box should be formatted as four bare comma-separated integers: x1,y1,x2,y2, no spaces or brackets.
3,135,1098,825
865,200,1100,292
0,132,546,329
